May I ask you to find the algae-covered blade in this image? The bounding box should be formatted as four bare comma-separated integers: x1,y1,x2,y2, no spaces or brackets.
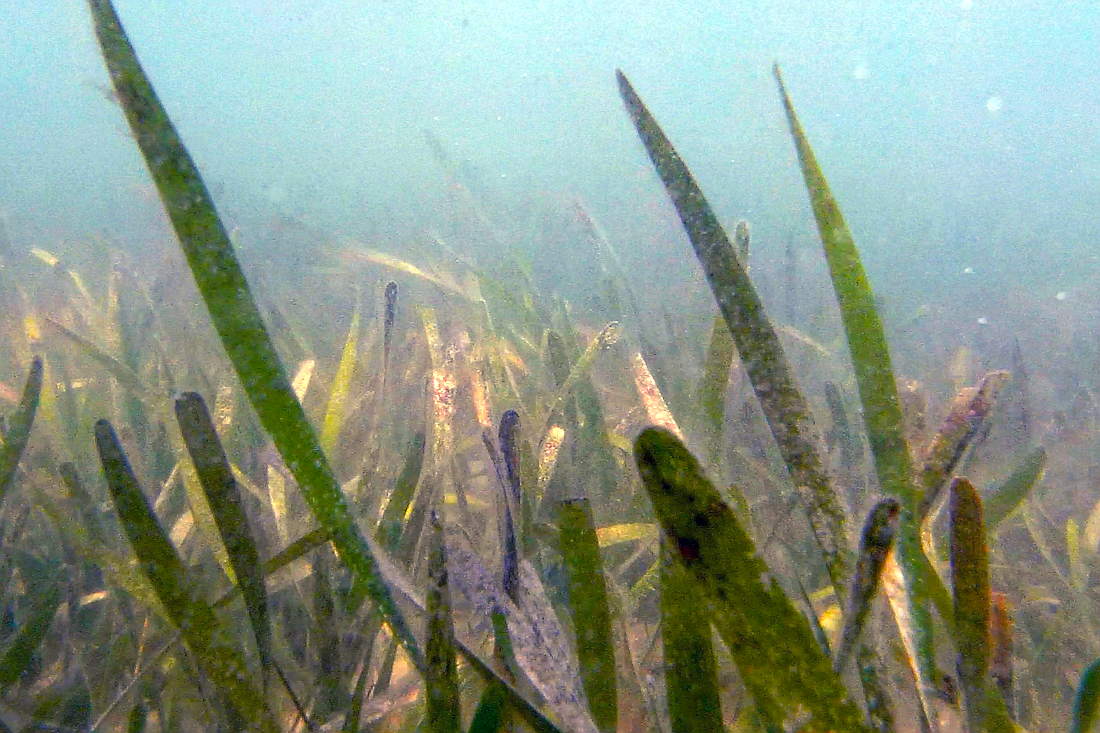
86,0,423,673
94,419,277,731
834,498,900,673
950,477,990,733
617,69,849,597
634,427,869,733
175,391,272,690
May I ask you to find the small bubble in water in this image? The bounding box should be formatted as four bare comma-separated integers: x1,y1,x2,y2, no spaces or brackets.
1056,291,1068,301
977,317,988,325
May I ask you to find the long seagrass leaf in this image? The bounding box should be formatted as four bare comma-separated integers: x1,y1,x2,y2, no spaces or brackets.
86,0,423,673
174,392,272,689
321,299,361,457
617,69,849,596
950,478,990,733
834,498,900,672
634,427,869,733
698,315,735,468
94,419,277,732
773,65,944,725
0,356,42,507
42,318,153,404
773,65,914,506
558,498,617,733
921,371,1011,518
425,514,460,733
985,446,1046,531
0,581,60,688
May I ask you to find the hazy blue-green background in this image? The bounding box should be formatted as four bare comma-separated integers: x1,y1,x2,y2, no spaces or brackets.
2,0,1098,329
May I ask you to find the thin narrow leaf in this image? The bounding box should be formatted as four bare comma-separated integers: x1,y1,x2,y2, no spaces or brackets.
376,432,427,554
87,0,423,673
950,477,990,733
312,548,345,719
774,65,940,725
425,515,460,733
881,552,946,730
0,356,42,507
596,523,656,548
921,371,1011,518
42,318,152,403
634,427,869,733
630,351,682,439
0,581,60,688
986,447,1047,531
698,315,735,468
322,300,361,456
990,592,1015,721
558,498,617,733
267,465,288,545
499,410,522,512
618,69,849,595
175,392,272,688
834,498,900,672
382,281,398,394
542,322,620,438
774,64,914,505
94,419,277,732
857,646,896,733
660,543,723,733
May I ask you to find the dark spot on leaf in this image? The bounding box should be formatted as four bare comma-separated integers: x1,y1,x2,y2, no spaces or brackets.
693,512,710,528
677,537,700,561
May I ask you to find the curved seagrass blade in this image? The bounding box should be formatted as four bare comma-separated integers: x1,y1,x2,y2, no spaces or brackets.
772,64,947,726
834,498,900,673
634,427,870,733
94,420,278,732
616,69,849,597
0,356,43,508
174,392,272,690
425,514,461,733
921,371,1011,519
85,0,423,673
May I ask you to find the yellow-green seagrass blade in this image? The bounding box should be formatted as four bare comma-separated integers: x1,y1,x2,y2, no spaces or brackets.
85,0,423,673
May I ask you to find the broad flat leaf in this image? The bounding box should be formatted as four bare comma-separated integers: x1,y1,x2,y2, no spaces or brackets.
634,427,868,733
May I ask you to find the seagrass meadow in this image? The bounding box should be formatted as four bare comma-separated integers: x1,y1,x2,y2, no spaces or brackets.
3,1,1100,732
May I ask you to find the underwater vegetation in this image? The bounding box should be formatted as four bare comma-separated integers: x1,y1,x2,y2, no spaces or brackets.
3,0,1100,731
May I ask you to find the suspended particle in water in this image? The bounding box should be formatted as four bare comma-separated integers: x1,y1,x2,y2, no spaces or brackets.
977,317,988,325
986,95,1003,113
1056,291,1068,300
